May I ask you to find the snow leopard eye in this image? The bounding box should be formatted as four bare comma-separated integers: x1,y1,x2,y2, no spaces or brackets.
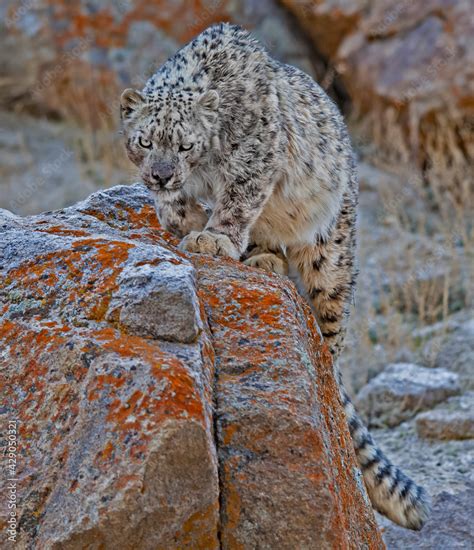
179,143,193,152
138,137,152,149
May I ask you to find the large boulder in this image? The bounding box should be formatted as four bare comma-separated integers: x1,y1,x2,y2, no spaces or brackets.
0,184,384,548
282,0,474,201
0,189,219,548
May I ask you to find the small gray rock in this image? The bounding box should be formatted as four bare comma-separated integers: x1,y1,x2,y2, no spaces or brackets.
416,392,474,440
108,254,202,344
356,363,461,427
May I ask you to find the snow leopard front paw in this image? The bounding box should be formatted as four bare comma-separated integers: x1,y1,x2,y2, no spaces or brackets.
244,252,289,276
179,230,239,259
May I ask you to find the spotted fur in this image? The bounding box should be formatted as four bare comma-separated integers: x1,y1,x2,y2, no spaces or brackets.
120,23,430,530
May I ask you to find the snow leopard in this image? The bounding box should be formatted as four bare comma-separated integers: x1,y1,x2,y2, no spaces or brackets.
120,22,430,530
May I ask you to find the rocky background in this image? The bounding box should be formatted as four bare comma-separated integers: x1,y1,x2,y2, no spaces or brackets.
0,1,473,548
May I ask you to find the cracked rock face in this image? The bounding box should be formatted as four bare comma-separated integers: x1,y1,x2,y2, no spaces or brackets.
0,184,384,548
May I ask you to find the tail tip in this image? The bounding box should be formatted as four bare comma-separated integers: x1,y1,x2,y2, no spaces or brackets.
404,486,431,531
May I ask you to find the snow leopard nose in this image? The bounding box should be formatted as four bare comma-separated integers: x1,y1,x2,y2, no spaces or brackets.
151,161,175,185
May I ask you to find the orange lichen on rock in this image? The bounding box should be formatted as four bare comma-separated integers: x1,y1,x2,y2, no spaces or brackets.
0,183,383,548
46,0,231,47
37,225,90,237
196,254,385,549
0,185,219,549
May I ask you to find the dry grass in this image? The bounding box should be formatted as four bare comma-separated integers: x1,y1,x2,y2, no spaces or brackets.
29,60,137,189
342,131,473,394
353,102,473,206
383,164,472,316
55,65,134,184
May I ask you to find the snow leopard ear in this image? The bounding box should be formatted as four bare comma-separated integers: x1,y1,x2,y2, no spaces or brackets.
120,88,145,119
198,90,219,123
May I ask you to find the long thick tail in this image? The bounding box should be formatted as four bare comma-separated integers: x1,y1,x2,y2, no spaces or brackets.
339,379,431,529
286,208,431,529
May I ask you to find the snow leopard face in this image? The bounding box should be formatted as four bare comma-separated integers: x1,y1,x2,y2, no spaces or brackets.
120,87,219,192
